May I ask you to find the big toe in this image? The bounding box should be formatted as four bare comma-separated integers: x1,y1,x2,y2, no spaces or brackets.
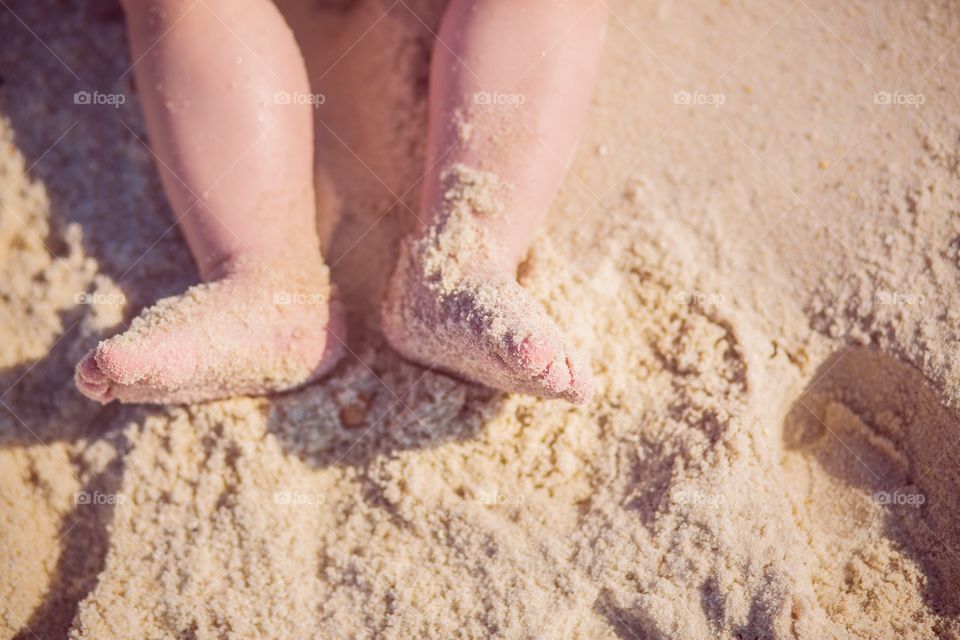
562,354,594,404
75,352,113,403
510,335,593,404
93,339,156,386
511,336,557,374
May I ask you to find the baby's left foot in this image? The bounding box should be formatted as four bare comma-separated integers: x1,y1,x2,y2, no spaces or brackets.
75,261,343,404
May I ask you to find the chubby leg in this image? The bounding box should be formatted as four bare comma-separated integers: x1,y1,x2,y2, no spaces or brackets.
383,0,607,403
75,0,342,404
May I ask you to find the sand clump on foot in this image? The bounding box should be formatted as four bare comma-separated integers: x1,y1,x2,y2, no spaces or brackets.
383,163,592,403
75,261,344,404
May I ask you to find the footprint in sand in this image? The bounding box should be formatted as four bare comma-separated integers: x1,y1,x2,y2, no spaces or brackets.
782,347,960,638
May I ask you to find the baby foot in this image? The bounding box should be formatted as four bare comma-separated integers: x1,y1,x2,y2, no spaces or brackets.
75,262,344,404
383,234,593,404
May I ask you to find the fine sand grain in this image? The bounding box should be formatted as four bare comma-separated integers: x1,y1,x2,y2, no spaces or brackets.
2,1,960,638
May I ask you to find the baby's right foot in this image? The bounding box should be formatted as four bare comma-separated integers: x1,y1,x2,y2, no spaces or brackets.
75,260,344,404
383,231,593,404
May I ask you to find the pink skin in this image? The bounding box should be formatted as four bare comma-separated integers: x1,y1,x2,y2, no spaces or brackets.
75,0,343,404
75,0,605,405
383,0,607,403
75,270,346,404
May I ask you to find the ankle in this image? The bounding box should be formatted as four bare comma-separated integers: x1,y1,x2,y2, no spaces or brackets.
200,248,328,283
201,254,246,282
408,218,524,280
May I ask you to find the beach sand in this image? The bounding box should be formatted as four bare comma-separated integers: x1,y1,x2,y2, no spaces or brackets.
1,0,960,637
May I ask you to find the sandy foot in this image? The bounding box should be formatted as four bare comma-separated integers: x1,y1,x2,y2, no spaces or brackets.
75,264,344,404
383,240,593,404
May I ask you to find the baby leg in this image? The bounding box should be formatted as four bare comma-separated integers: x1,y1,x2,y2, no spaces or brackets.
75,0,343,404
384,0,607,403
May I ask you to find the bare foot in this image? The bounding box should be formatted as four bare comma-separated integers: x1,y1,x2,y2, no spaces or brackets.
75,262,344,404
383,228,593,404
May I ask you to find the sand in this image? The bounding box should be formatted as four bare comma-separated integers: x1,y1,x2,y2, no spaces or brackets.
2,0,960,638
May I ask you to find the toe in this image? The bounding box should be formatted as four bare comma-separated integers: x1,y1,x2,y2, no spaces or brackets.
511,335,556,374
76,352,108,385
563,355,594,404
75,353,114,403
513,336,594,403
93,339,157,386
538,357,573,394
